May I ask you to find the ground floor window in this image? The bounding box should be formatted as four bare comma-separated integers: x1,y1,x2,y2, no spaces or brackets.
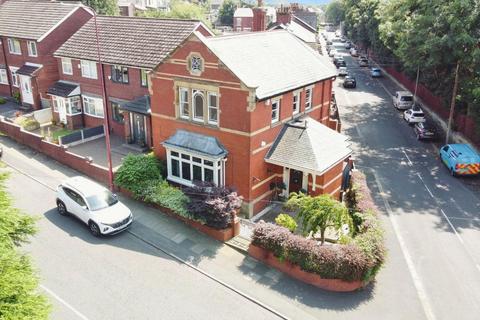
166,149,224,186
83,95,104,118
52,96,82,115
0,69,8,85
111,102,124,123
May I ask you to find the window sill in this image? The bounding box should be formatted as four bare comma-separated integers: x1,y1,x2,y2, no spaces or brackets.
271,120,281,128
84,113,104,119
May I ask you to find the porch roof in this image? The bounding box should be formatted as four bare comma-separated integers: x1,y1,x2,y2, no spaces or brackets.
118,95,151,115
265,117,352,174
162,130,228,159
16,64,42,77
47,81,80,98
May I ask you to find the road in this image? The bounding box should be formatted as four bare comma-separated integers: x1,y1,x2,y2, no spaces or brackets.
328,34,480,320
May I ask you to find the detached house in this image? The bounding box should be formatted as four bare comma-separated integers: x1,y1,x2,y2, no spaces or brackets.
150,30,352,217
52,16,212,149
0,0,92,108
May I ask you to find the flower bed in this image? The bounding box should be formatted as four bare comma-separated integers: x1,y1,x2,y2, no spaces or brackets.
249,170,386,291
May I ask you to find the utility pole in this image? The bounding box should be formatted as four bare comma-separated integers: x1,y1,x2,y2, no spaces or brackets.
413,65,420,104
445,61,460,145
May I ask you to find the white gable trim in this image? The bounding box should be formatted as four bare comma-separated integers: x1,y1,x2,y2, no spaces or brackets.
37,7,92,42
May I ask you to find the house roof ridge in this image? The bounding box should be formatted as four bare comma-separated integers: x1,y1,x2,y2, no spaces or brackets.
93,15,202,23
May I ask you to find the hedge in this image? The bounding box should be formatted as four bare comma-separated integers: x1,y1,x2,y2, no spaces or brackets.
252,170,386,282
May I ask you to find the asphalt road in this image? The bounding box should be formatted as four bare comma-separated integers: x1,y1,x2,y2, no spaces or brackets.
327,34,480,320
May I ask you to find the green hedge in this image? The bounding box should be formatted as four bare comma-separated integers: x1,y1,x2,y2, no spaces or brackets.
252,170,386,282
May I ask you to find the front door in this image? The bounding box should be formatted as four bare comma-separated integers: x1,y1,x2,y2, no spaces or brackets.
57,98,67,124
131,113,146,145
289,169,304,194
19,75,34,104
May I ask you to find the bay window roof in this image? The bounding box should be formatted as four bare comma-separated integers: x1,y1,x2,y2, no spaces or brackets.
162,130,227,159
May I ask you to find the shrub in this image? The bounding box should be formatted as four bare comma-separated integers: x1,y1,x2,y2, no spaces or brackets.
0,97,6,104
184,182,243,229
114,153,163,198
14,116,40,131
13,92,21,103
275,213,297,233
143,180,191,219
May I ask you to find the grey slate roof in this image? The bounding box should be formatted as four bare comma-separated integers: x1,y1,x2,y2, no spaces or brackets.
265,117,351,174
55,16,205,69
118,95,151,115
201,30,336,99
292,11,318,31
16,64,41,76
0,0,84,40
47,81,80,97
163,130,228,159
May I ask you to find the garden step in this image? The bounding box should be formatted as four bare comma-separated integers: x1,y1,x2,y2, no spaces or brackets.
225,235,251,254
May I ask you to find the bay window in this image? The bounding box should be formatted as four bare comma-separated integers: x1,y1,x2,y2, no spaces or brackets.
167,149,224,186
52,96,81,115
83,95,104,117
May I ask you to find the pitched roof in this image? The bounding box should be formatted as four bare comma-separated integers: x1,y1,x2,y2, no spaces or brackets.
265,117,351,174
47,81,80,98
200,30,335,99
55,16,208,69
0,0,86,41
270,20,316,44
162,130,228,159
234,8,253,18
16,64,42,76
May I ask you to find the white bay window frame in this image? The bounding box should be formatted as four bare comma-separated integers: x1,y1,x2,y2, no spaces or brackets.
82,95,104,118
52,96,82,115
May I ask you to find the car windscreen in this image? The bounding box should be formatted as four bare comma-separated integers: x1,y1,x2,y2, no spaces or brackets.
401,96,413,101
413,112,424,117
86,190,118,211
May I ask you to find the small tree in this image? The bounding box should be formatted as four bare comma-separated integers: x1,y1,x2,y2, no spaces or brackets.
82,0,118,15
285,193,352,245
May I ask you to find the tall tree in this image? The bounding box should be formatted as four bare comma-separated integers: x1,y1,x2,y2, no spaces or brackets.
325,0,345,26
82,0,119,16
218,0,236,26
138,0,210,26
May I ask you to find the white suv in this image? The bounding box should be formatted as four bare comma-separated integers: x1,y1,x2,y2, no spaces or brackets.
393,91,414,110
56,176,133,236
403,106,426,124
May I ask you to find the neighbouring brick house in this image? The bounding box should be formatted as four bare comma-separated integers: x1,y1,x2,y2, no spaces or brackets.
52,16,212,149
0,0,92,109
233,8,253,32
269,15,318,49
150,30,352,217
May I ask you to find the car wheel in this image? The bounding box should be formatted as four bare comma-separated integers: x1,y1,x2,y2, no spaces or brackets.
57,201,68,216
88,221,101,237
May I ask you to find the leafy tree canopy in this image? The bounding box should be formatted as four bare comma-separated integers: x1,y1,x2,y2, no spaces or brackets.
138,0,211,26
325,0,345,25
218,0,236,26
82,0,119,16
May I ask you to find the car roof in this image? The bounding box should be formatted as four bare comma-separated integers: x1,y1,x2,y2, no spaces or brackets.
372,68,380,71
62,176,107,197
447,144,479,156
397,91,412,96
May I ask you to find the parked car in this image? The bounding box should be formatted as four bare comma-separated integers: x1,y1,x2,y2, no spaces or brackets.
338,67,348,77
340,37,346,42
414,121,436,140
403,106,426,124
327,40,333,45
350,48,358,56
370,68,382,77
56,176,133,236
345,43,351,49
439,144,480,176
393,91,414,110
334,58,346,68
343,75,356,88
359,58,369,67
328,49,336,57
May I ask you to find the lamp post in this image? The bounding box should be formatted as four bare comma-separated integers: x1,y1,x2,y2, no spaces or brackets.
88,6,114,190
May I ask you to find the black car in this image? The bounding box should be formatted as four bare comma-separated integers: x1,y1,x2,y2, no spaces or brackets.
327,40,333,45
414,121,436,140
336,60,346,68
345,43,351,49
343,76,356,88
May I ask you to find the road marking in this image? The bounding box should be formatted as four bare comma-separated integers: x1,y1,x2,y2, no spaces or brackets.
403,149,413,166
40,285,90,320
416,173,434,198
370,170,436,320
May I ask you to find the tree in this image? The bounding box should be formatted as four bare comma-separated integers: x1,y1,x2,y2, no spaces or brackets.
0,172,51,319
138,0,210,26
82,0,118,16
325,0,345,26
285,193,352,245
218,0,236,26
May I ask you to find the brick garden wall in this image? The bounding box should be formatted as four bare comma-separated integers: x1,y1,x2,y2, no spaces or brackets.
0,117,109,184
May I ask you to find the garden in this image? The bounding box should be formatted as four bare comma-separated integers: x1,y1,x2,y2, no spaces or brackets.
249,170,386,291
114,153,243,241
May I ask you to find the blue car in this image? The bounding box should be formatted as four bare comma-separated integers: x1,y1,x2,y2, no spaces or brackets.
439,144,480,176
370,68,382,78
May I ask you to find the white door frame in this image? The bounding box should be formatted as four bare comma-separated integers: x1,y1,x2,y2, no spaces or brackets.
19,75,34,104
57,98,67,124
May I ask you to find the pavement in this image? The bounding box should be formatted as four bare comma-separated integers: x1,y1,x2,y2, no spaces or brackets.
0,97,23,119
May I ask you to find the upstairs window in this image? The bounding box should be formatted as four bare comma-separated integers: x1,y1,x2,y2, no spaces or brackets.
271,99,280,123
62,58,73,75
7,38,21,55
178,87,219,126
140,69,148,88
208,93,218,125
292,92,300,115
179,87,189,119
193,90,204,122
305,88,312,110
81,60,97,79
111,65,129,84
27,41,37,57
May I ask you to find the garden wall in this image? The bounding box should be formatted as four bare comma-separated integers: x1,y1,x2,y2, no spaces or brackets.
0,117,109,184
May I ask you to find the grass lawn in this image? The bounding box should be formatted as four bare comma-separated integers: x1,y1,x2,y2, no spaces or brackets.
51,128,76,141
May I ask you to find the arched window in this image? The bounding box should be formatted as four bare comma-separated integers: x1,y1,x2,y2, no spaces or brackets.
193,90,204,121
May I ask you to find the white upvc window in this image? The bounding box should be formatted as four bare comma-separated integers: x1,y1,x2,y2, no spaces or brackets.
80,60,97,79
27,41,37,57
82,95,104,117
192,90,204,122
179,87,189,119
271,99,280,123
52,96,81,115
62,58,73,75
292,92,300,115
167,149,224,187
207,92,218,125
305,87,312,110
9,67,19,87
0,69,8,85
7,38,21,55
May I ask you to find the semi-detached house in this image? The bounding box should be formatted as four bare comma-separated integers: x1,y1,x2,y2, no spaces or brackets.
150,30,352,217
52,16,212,149
0,0,92,109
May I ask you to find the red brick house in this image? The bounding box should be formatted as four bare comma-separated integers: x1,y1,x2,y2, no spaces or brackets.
150,30,352,217
0,0,92,109
233,8,253,32
52,16,212,149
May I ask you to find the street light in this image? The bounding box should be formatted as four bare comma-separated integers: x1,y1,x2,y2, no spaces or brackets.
86,6,114,190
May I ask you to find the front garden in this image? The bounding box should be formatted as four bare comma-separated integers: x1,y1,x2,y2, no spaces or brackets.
250,170,386,291
114,153,242,240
